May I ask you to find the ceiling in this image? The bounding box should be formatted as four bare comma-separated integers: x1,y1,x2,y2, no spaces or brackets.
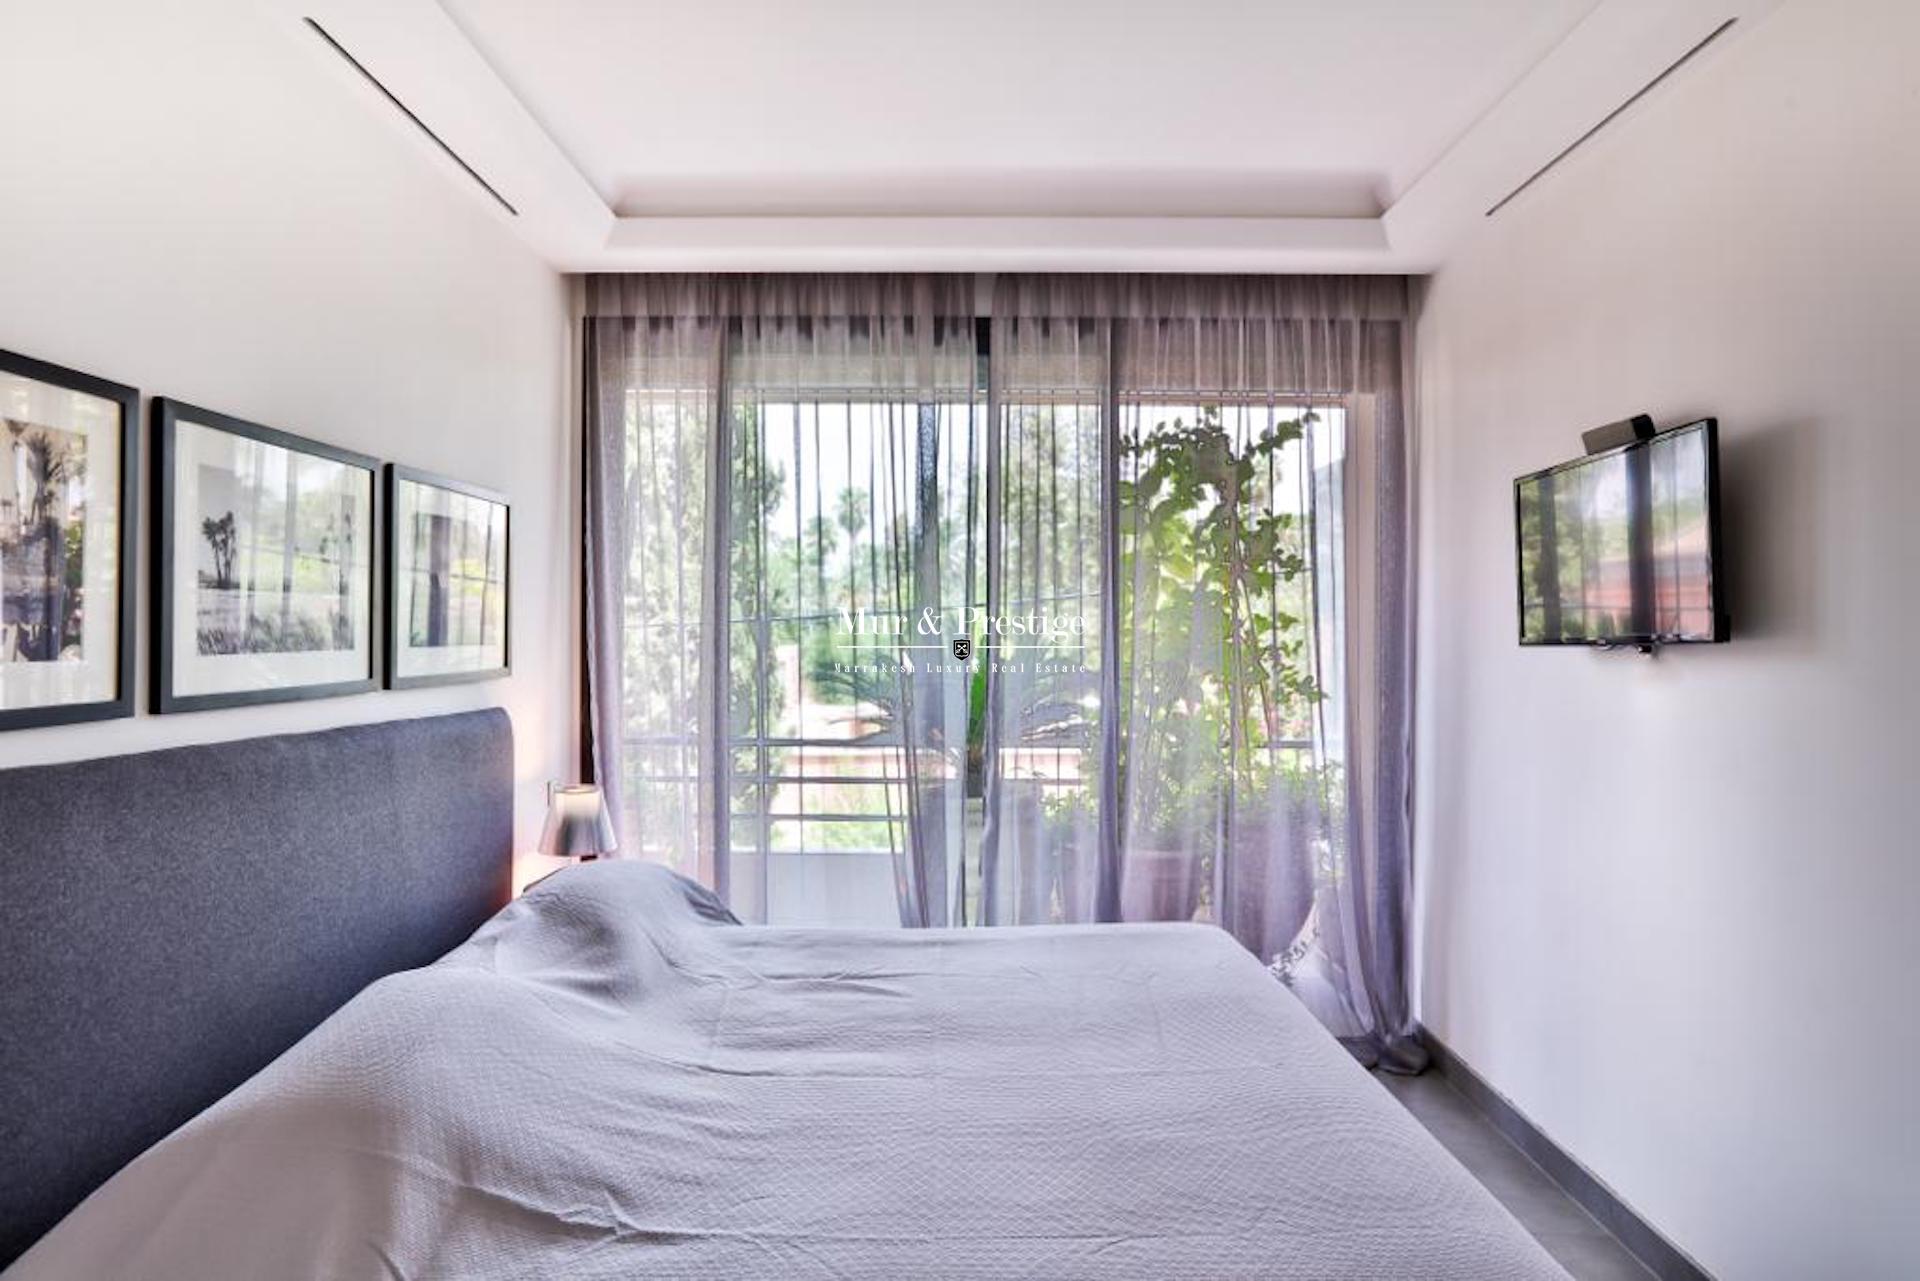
440,0,1597,220
278,0,1783,271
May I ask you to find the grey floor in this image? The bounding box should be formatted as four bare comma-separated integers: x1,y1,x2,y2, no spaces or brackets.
1373,1069,1653,1281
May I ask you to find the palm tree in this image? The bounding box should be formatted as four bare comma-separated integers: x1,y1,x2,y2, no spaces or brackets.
805,514,837,605
833,485,868,542
834,486,868,608
201,512,237,589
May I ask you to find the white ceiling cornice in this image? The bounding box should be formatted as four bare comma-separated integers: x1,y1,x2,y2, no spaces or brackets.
274,0,1782,273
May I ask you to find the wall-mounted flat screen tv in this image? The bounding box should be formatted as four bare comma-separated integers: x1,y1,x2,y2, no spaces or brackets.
1514,418,1728,646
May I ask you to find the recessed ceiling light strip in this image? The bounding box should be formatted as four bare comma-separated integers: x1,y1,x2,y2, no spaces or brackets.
303,17,519,217
1486,16,1737,218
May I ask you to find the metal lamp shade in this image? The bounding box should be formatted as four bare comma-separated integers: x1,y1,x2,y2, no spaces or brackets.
537,784,618,860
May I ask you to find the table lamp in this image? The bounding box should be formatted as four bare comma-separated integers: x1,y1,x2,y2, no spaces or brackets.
537,783,618,862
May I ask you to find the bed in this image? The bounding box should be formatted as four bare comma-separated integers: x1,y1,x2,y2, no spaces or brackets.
7,854,1565,1279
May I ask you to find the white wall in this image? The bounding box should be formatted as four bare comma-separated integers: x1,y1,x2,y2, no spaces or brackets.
0,0,573,850
1414,1,1920,1276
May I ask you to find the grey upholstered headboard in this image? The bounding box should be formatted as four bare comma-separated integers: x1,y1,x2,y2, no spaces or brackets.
0,709,514,1268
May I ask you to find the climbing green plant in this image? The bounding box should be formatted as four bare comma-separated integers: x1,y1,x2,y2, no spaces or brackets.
1115,405,1325,844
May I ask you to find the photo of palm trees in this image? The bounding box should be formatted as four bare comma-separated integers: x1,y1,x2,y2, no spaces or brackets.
0,418,88,665
157,400,376,711
193,451,360,656
0,351,133,730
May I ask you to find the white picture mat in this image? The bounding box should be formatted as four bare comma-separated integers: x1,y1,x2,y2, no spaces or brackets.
0,370,121,710
169,419,372,697
392,477,508,679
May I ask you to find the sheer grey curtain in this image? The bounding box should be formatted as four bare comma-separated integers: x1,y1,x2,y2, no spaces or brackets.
583,276,728,892
981,275,1421,1068
583,274,977,925
585,271,1419,1065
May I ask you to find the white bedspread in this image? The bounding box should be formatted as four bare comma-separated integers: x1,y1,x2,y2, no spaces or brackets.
9,861,1564,1280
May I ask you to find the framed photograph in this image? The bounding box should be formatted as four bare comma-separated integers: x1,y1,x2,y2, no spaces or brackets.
154,399,378,712
0,350,137,731
384,465,509,689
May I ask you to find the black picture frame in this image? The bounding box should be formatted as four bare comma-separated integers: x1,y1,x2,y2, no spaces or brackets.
383,464,511,690
153,398,381,712
0,350,138,731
